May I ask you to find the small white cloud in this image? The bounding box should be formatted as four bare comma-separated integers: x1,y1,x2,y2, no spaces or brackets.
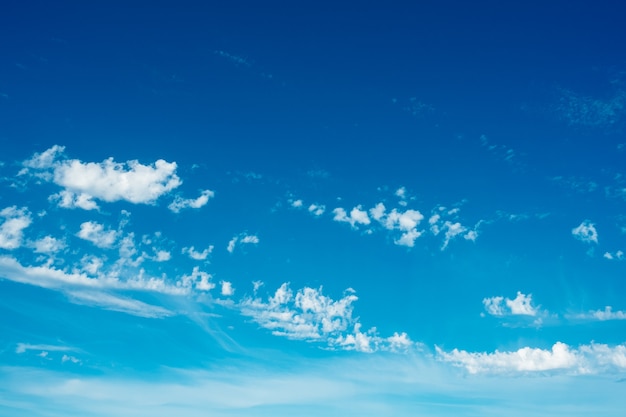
291,199,303,208
483,292,538,317
61,354,81,364
32,236,66,254
227,234,259,253
0,206,32,250
221,281,234,296
308,203,325,216
168,190,214,213
180,266,215,291
395,187,406,199
441,221,466,250
333,206,371,228
76,221,118,248
50,190,99,210
572,220,598,244
182,245,213,261
154,250,171,262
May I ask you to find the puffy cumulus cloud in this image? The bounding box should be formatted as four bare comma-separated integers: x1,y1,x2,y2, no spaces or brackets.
221,280,234,296
290,199,303,208
570,306,626,321
180,266,215,291
437,342,626,375
168,189,214,213
368,203,424,247
572,220,598,244
21,145,182,209
182,245,214,261
483,292,539,317
31,235,66,254
76,221,118,248
240,283,414,352
226,233,259,253
308,203,325,216
332,206,371,228
0,206,32,249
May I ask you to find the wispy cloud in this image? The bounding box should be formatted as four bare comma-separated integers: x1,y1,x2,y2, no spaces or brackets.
226,233,259,253
0,206,32,249
168,189,214,213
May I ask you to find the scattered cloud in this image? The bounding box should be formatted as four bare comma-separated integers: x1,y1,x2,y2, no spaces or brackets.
240,283,413,352
20,145,182,209
483,292,540,317
221,281,235,296
31,235,66,254
168,189,214,213
438,341,626,375
182,245,214,261
572,220,598,244
332,206,371,228
308,203,325,216
0,206,32,249
555,87,626,128
226,233,260,253
604,250,624,260
76,221,118,248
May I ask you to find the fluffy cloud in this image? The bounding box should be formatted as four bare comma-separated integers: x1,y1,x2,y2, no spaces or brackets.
0,206,32,249
182,245,214,261
333,206,371,228
437,342,626,375
368,203,424,247
22,146,182,209
32,235,66,254
227,234,259,253
240,283,413,352
572,220,598,243
168,190,214,213
76,221,118,248
308,203,325,216
221,281,234,296
483,292,539,316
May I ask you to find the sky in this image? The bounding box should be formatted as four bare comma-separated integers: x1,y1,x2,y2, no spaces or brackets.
1,1,626,415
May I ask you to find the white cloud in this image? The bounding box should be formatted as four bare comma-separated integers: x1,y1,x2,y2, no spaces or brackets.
0,206,32,249
168,189,214,213
438,342,626,375
22,146,182,208
291,199,303,208
332,206,371,228
182,245,214,261
50,190,99,210
572,220,598,244
67,290,174,318
483,292,539,317
16,343,74,354
603,250,624,260
441,221,466,250
240,283,410,352
221,281,234,296
571,306,626,321
61,354,81,364
308,203,325,216
76,221,118,248
227,234,259,253
180,266,215,291
154,250,171,262
0,255,190,296
32,235,66,254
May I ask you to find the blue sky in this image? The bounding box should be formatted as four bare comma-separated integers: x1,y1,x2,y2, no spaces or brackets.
1,1,626,415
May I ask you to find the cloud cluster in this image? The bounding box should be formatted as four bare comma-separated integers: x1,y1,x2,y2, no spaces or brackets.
572,220,598,244
21,145,182,209
0,206,32,249
227,233,259,253
483,292,539,317
438,342,626,375
240,283,412,352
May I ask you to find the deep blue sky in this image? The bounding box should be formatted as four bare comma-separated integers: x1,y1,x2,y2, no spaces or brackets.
1,1,626,416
